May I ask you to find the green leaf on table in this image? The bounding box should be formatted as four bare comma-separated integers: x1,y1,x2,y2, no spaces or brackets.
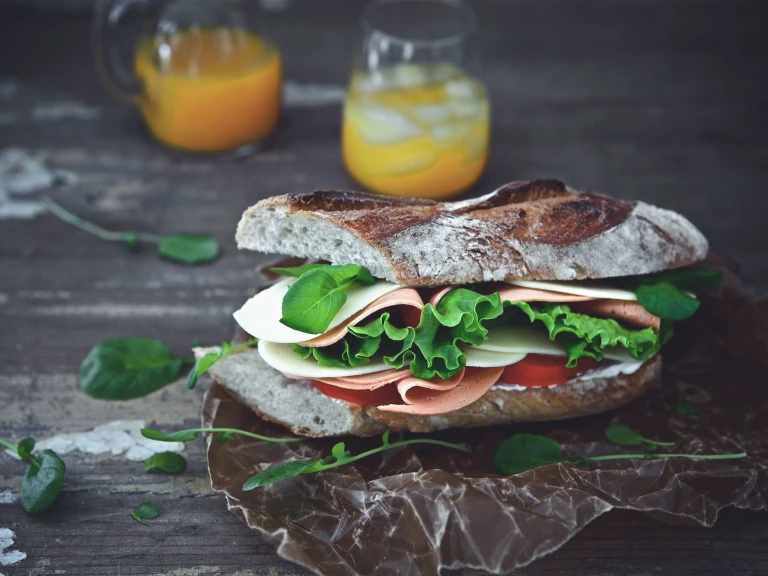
144,451,187,474
20,449,65,514
677,399,701,416
242,460,323,490
80,338,183,400
16,437,36,462
131,501,159,525
493,433,564,475
158,233,219,264
604,423,645,447
141,428,200,442
279,265,375,334
634,282,700,321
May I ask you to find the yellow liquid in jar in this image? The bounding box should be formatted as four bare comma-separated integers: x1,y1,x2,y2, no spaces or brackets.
135,28,282,153
342,64,490,199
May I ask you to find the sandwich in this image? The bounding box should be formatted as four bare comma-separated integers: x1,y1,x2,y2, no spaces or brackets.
198,179,716,437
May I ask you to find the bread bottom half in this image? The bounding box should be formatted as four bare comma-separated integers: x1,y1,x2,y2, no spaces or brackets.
197,348,661,437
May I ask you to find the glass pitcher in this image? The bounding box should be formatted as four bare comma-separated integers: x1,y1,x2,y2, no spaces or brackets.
342,0,490,199
93,0,282,156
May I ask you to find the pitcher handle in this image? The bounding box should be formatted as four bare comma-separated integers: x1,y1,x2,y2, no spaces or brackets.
92,0,147,103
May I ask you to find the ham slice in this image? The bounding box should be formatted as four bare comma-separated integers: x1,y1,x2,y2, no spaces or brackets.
493,284,594,303
377,367,504,415
395,368,466,400
299,288,424,347
314,368,412,390
570,299,661,330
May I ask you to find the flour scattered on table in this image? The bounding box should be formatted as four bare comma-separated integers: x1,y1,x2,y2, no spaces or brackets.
29,420,185,462
0,528,26,568
0,491,17,505
0,148,77,220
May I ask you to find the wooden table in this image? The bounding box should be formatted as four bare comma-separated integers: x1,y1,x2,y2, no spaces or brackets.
1,1,766,574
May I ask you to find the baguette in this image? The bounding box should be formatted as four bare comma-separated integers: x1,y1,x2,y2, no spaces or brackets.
236,179,708,285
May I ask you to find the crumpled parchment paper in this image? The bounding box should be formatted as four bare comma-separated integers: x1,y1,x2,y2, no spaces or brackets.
201,257,768,576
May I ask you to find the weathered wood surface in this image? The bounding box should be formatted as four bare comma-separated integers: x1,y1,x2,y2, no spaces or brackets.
1,1,766,575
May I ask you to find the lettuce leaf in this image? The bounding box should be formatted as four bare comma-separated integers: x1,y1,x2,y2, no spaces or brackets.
293,289,666,377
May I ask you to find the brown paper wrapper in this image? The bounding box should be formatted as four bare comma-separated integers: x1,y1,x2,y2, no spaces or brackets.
201,258,768,575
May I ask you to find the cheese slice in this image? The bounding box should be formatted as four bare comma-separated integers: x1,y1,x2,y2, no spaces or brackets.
469,326,642,363
463,347,527,367
258,340,390,378
234,278,403,344
475,326,566,356
506,280,638,301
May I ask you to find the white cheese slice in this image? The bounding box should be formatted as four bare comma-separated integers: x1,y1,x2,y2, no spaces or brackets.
234,278,403,344
258,340,391,378
463,347,527,368
471,326,641,363
506,280,638,301
475,326,566,356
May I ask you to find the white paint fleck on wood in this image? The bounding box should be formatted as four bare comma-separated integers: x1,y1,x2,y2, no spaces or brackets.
0,528,26,567
31,102,102,121
284,82,345,108
30,420,185,462
0,492,17,504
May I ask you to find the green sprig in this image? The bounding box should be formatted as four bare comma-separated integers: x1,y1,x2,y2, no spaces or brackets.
43,197,219,264
1,437,66,513
187,338,259,389
141,427,303,445
243,431,471,490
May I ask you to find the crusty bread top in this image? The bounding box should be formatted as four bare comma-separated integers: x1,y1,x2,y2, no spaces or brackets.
236,179,709,285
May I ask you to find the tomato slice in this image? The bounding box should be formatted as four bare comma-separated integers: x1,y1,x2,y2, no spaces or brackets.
500,354,601,387
311,381,402,405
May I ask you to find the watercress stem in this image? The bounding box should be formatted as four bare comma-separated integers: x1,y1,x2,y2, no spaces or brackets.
0,438,40,469
588,452,747,462
0,438,18,454
43,197,163,244
644,438,676,447
189,428,304,444
323,438,471,471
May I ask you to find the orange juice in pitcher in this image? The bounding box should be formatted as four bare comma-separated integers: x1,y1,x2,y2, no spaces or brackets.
94,0,282,155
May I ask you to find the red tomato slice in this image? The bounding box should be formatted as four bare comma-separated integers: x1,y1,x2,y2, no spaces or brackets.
500,354,601,387
312,381,402,405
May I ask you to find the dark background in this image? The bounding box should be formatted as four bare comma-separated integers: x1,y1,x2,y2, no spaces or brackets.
1,1,767,575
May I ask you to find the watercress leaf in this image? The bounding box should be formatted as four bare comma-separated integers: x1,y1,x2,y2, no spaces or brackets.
279,269,349,334
605,423,645,447
158,233,219,265
242,460,323,490
16,438,36,462
187,351,220,390
331,442,348,462
566,456,592,469
123,233,139,252
141,428,200,442
216,431,236,444
677,399,701,416
493,433,564,475
269,263,328,278
634,281,700,320
20,449,65,514
80,338,182,400
144,451,187,474
131,501,159,525
381,430,391,447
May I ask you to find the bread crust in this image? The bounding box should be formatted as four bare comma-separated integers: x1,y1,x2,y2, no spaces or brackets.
236,180,708,285
196,347,661,437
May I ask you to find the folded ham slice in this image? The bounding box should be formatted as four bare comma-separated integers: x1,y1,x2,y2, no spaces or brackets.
299,288,424,347
314,368,412,390
377,367,504,415
570,299,661,330
493,285,594,303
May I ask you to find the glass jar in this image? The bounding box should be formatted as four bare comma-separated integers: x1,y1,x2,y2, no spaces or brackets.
93,0,282,156
342,0,490,199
